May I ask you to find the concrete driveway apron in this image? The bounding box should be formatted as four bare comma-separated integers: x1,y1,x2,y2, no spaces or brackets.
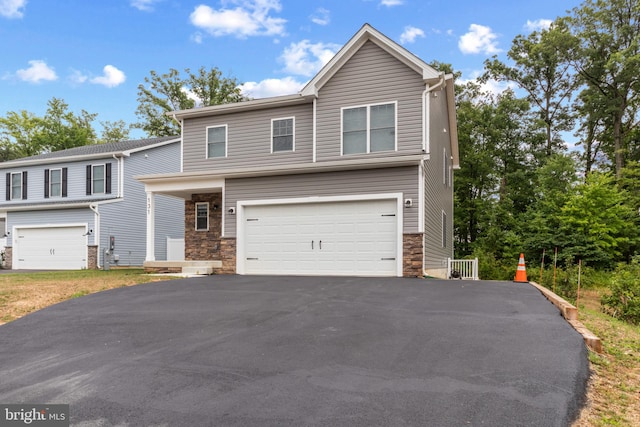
0,276,589,426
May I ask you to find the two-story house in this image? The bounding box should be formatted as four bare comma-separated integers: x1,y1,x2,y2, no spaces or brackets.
0,137,183,270
138,24,459,278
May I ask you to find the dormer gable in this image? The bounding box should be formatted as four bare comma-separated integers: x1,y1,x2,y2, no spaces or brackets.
301,23,443,97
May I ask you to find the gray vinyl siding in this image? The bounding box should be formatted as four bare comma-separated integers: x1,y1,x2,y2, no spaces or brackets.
316,40,425,162
99,142,183,266
0,159,119,204
423,87,454,270
224,166,419,237
182,103,313,173
6,208,95,248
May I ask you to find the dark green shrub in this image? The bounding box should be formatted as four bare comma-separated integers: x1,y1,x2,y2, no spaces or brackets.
601,259,640,324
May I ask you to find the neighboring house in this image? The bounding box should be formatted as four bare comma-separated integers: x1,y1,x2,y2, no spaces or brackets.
0,137,183,270
138,24,459,278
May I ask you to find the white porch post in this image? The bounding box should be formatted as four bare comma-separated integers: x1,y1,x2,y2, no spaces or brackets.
146,191,156,261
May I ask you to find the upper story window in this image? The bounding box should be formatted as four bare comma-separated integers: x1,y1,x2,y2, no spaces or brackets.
6,171,27,200
195,202,209,231
207,125,227,158
86,163,112,195
272,117,294,152
45,168,67,198
342,102,396,155
93,165,105,194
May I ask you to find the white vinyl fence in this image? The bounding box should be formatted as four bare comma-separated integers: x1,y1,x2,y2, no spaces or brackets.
447,258,479,280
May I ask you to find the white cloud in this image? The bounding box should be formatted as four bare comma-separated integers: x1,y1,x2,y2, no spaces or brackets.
524,19,552,32
90,65,126,88
130,0,161,12
459,71,518,97
240,76,304,98
280,40,340,77
16,60,57,83
400,26,425,44
0,0,26,18
191,32,203,44
380,0,403,6
69,69,88,85
189,0,286,38
310,7,329,25
458,24,501,55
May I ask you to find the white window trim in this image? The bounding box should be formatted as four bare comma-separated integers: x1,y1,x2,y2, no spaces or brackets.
340,101,398,155
195,202,209,231
206,124,228,159
271,117,295,153
10,172,22,200
92,164,106,195
443,148,447,186
49,168,62,198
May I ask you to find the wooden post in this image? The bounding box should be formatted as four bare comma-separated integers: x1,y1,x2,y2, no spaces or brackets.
553,247,558,294
576,259,582,317
540,249,545,284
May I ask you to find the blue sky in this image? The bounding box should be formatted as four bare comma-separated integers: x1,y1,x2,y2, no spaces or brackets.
1,0,582,139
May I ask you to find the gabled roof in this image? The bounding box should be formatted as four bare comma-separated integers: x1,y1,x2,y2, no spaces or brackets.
0,136,180,168
301,23,443,97
171,23,445,120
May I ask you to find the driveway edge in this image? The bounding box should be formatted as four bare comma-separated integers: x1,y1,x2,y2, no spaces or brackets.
529,281,603,353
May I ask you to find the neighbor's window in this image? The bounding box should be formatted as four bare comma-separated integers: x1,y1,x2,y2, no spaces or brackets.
92,165,105,194
207,125,227,158
272,117,294,152
50,169,62,198
342,102,396,155
196,202,209,231
11,172,22,200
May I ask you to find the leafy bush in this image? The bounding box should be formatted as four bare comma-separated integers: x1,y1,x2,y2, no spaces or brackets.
601,259,640,325
472,250,514,280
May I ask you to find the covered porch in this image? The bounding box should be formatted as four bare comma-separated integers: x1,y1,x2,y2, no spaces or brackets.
136,172,231,275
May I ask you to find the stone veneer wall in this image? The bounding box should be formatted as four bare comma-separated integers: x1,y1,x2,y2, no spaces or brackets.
220,238,236,274
403,233,424,277
185,193,222,261
88,245,98,270
3,247,11,270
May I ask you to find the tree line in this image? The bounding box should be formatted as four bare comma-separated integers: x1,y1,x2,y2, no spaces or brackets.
0,66,245,161
454,0,640,274
1,0,638,274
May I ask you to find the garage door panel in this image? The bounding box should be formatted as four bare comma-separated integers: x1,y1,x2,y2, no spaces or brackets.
243,199,399,276
15,226,87,270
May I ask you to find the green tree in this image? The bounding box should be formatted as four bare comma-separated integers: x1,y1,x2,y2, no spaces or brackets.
484,25,576,157
135,66,247,137
558,172,637,268
33,98,97,153
522,153,578,259
99,120,131,144
560,0,640,178
0,98,97,159
0,110,44,159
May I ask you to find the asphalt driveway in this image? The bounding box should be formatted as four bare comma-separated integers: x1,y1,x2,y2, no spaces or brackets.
0,276,588,426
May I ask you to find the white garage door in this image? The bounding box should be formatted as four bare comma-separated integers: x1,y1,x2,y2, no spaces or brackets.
14,226,87,270
242,199,399,276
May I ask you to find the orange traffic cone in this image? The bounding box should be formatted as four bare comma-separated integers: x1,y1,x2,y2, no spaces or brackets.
514,253,528,283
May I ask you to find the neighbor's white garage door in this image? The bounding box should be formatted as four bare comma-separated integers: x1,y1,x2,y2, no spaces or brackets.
14,226,87,270
242,199,399,276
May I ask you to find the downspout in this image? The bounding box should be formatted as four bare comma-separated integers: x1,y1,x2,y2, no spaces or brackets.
422,72,446,155
89,203,101,268
171,113,184,173
112,154,123,197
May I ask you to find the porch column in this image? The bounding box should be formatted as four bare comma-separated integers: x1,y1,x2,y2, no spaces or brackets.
146,191,156,261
